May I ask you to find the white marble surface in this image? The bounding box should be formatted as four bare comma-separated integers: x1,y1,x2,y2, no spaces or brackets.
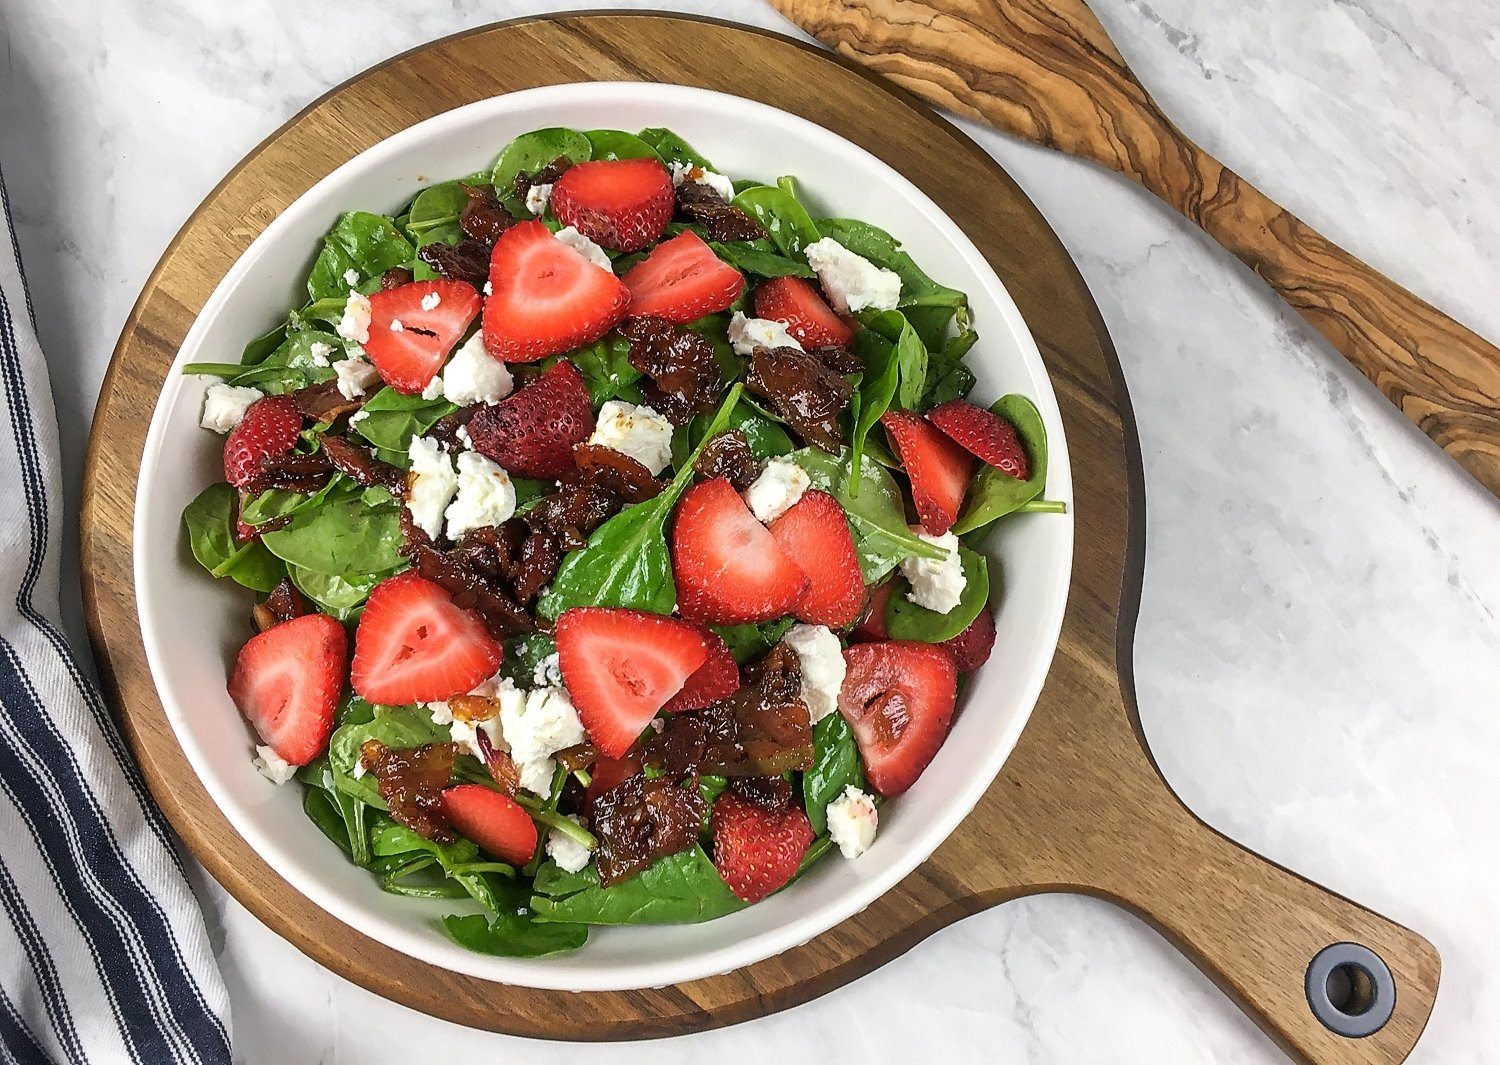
3,0,1497,1060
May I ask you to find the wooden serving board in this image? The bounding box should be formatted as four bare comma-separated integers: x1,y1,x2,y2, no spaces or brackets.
78,14,1440,1063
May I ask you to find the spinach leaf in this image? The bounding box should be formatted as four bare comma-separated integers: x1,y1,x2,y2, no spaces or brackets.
181,483,286,592
901,305,956,353
803,714,865,835
371,816,487,873
920,332,979,410
636,127,714,171
951,394,1049,535
678,397,793,468
307,242,358,303
443,910,588,958
711,241,816,279
301,783,356,860
497,633,558,689
731,185,821,258
309,212,417,301
241,322,288,366
538,384,743,619
530,846,745,925
491,127,592,193
350,387,458,453
861,310,929,412
328,705,451,807
403,180,469,248
557,335,641,406
848,327,900,482
297,758,372,865
585,129,663,162
240,475,345,527
289,296,347,333
814,218,970,320
712,617,795,665
288,564,387,619
261,493,404,580
885,546,991,643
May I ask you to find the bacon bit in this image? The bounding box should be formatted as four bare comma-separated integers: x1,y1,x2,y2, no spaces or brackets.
617,317,724,425
513,156,573,201
253,578,310,632
292,379,365,424
321,435,405,493
675,181,768,242
418,239,490,286
458,184,516,245
380,266,416,290
694,430,761,491
571,443,665,503
745,346,852,453
554,742,599,773
448,694,501,722
359,740,457,841
699,644,813,776
250,450,336,493
474,731,521,797
590,774,706,887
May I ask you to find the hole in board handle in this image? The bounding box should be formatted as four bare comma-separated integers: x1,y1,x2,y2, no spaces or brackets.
1305,943,1395,1037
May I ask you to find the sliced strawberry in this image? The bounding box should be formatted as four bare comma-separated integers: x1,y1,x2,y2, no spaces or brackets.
227,613,347,766
753,276,855,348
585,754,643,802
671,477,809,625
661,625,739,712
440,784,538,865
850,580,894,643
465,360,592,478
622,230,745,323
554,608,711,758
482,220,631,362
551,158,674,253
927,400,1031,481
838,641,956,795
711,793,815,903
939,607,996,673
351,572,502,705
363,280,482,394
223,394,301,488
768,490,864,628
881,410,975,535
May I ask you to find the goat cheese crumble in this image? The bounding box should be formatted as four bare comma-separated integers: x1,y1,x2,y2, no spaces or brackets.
728,311,803,356
332,356,380,401
336,291,373,344
200,382,263,433
781,624,846,722
744,457,810,523
525,182,554,216
826,786,878,859
554,226,612,271
444,450,516,541
804,237,901,314
440,332,513,406
502,685,587,796
252,745,298,785
588,400,674,476
405,436,459,541
899,529,966,613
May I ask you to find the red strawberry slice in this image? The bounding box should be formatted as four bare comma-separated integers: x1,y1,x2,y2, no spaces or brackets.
927,400,1031,481
554,608,711,758
551,158,674,253
768,489,865,628
440,784,538,865
881,410,975,535
465,360,592,478
850,580,895,643
622,230,745,323
838,641,957,796
662,625,739,712
753,276,855,348
939,607,996,673
351,571,502,705
363,280,482,394
482,220,632,362
711,793,815,903
223,394,301,488
671,477,809,625
227,613,347,766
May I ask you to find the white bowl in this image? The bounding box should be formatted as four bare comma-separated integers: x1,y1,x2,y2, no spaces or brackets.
135,82,1074,991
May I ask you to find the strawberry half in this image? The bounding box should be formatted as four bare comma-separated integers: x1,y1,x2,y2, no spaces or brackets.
482,220,632,362
227,613,347,766
661,625,740,712
466,359,593,478
671,477,809,625
927,400,1031,481
351,571,502,705
363,280,482,394
711,793,815,903
554,608,711,758
768,490,865,628
753,276,854,348
223,394,301,488
838,641,957,796
622,230,745,323
551,158,674,253
940,607,996,673
881,410,975,535
850,580,895,643
440,784,538,865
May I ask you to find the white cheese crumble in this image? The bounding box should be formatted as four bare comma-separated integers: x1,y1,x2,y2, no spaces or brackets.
307,340,335,368
332,356,380,401
668,161,735,203
546,816,593,873
587,400,674,476
525,182,554,216
420,291,441,311
444,450,516,540
430,675,521,762
342,268,360,287
532,651,563,689
252,744,298,785
337,291,372,344
728,311,803,357
804,237,901,314
483,280,493,297
899,529,966,613
349,409,370,426
405,436,459,541
781,623,846,722
390,318,405,333
199,382,263,434
554,226,612,271
441,332,513,406
421,375,445,402
502,685,586,796
744,457,810,524
826,785,878,859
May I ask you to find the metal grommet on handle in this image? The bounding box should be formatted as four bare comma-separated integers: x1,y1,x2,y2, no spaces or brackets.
1305,943,1396,1037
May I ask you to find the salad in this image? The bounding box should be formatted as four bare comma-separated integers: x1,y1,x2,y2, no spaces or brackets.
181,124,1061,958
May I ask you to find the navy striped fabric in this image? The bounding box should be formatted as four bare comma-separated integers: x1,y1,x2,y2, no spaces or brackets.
0,166,232,1063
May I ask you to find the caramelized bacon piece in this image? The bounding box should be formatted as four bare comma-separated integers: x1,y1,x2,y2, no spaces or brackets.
513,156,573,201
250,451,335,493
448,694,501,722
359,740,456,841
590,774,706,887
418,239,490,286
617,317,724,425
292,379,364,424
474,730,521,797
745,346,852,453
252,577,310,632
525,482,622,551
699,644,814,776
511,532,560,604
380,266,416,290
571,443,665,503
459,183,515,244
321,436,405,494
694,430,761,491
728,775,794,811
425,404,483,450
675,180,768,243
404,542,535,639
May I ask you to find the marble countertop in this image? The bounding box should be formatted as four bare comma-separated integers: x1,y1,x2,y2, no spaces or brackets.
3,0,1496,1061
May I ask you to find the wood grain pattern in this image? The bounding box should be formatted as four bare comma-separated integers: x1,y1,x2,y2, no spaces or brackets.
78,13,1439,1063
770,0,1500,498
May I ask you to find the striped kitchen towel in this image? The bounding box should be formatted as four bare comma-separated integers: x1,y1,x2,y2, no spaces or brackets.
0,167,232,1062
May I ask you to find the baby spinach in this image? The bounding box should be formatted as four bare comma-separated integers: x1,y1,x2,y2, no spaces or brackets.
443,909,588,958
350,388,458,453
848,327,901,482
677,397,793,469
498,633,558,689
636,127,714,171
585,129,662,162
555,335,640,406
372,817,486,872
288,296,348,333
712,617,795,665
309,212,416,300
802,714,865,835
328,705,450,807
530,846,745,925
732,185,821,258
240,475,345,527
711,241,816,279
241,322,288,365
261,493,404,580
491,127,592,194
814,218,970,322
297,758,372,865
181,483,286,592
288,565,387,619
951,394,1049,535
538,384,743,619
402,180,469,249
861,310,929,412
884,545,991,643
920,328,979,409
